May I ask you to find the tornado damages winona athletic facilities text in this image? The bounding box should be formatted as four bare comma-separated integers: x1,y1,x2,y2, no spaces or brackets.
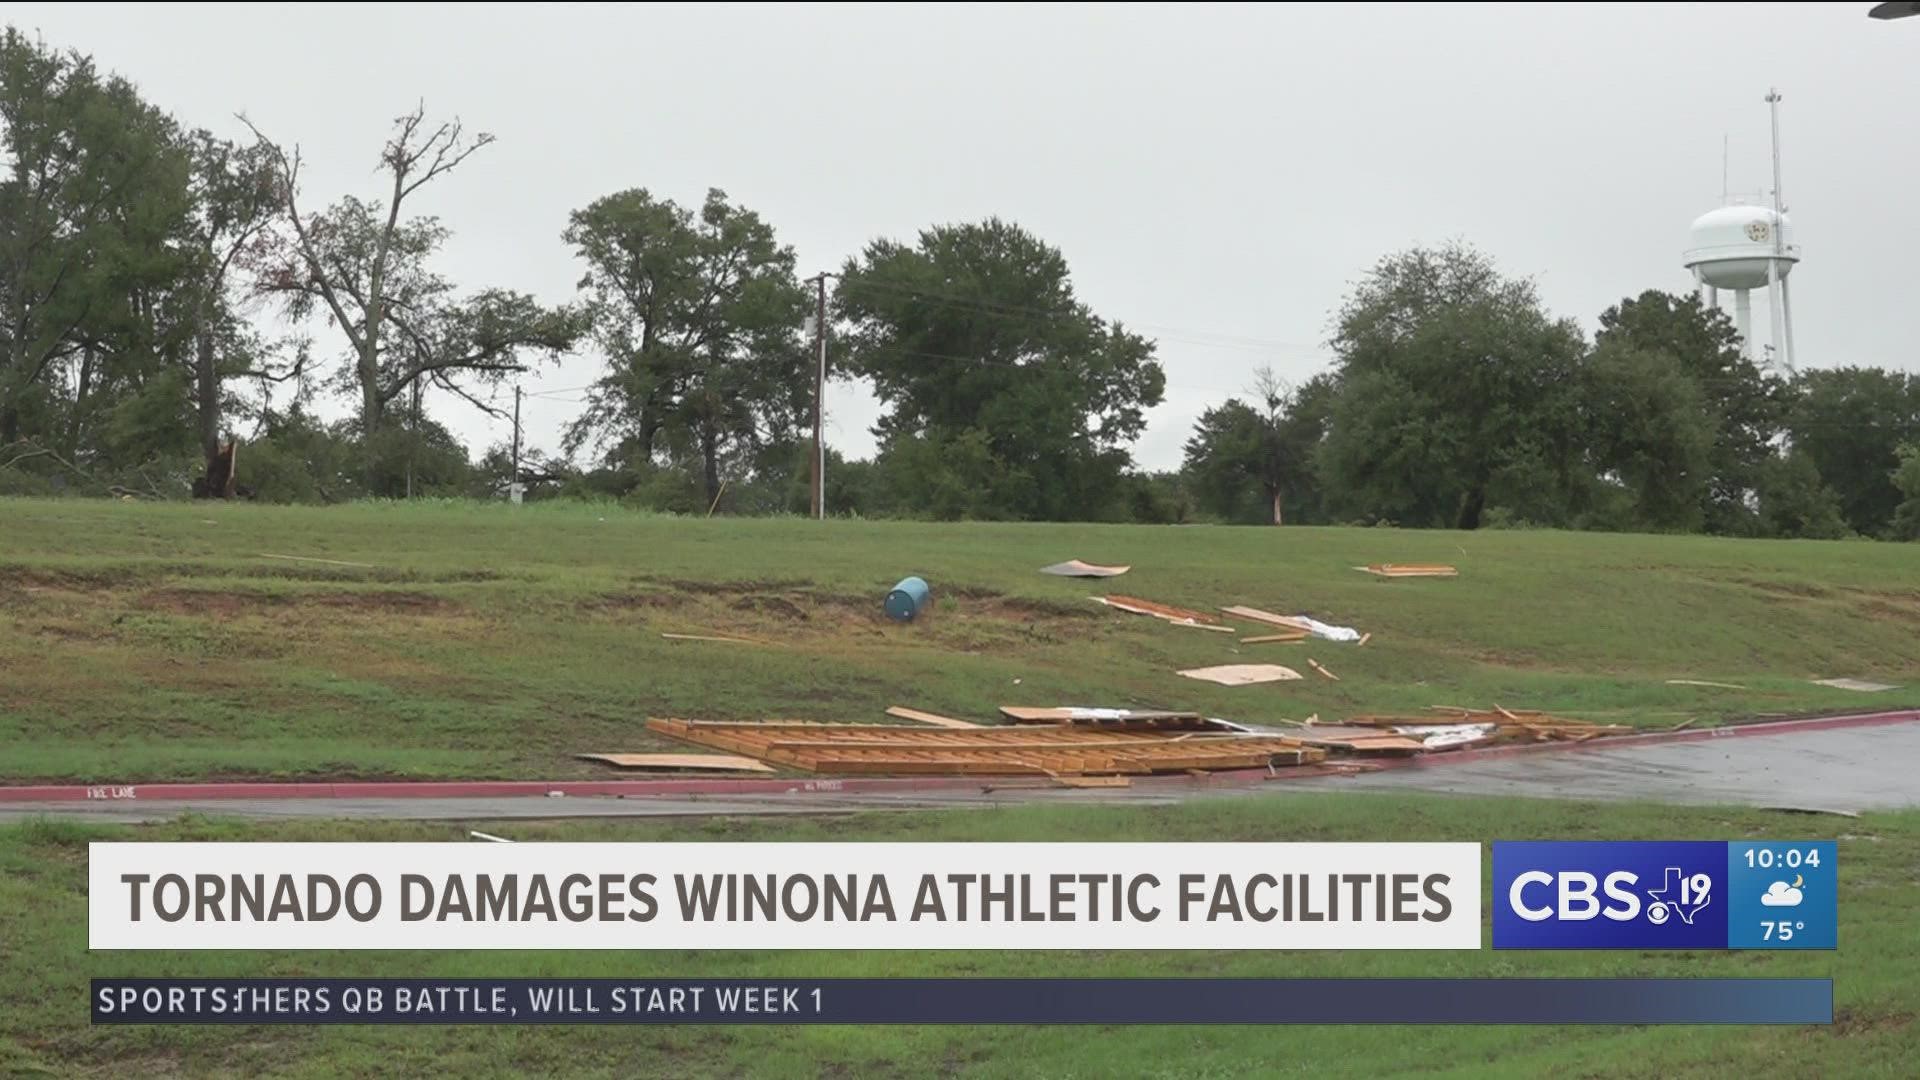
90,841,1482,950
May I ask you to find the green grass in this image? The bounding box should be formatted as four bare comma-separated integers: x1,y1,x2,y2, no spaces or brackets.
2,497,1916,782
3,794,1914,1077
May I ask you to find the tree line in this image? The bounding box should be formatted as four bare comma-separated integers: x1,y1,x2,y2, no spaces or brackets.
1184,244,1920,540
3,28,1916,538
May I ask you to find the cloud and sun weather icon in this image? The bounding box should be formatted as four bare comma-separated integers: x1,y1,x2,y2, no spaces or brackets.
1760,877,1805,908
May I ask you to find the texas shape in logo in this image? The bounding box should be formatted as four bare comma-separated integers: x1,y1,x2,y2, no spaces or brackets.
1644,867,1712,926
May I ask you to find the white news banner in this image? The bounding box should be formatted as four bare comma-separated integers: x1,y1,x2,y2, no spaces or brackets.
90,841,1482,950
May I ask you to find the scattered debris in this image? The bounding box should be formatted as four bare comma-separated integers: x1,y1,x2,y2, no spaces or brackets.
1667,679,1748,690
258,553,374,569
1307,658,1340,681
885,576,932,622
885,706,981,729
1666,717,1702,732
1177,664,1303,686
998,706,1244,732
1761,805,1861,819
999,706,1201,723
1097,595,1234,631
647,718,1326,778
1357,633,1372,647
1053,775,1133,789
1040,560,1131,578
661,632,763,645
1356,564,1458,578
468,830,515,843
1387,723,1500,751
577,753,775,773
1812,678,1898,693
1347,706,1631,744
1240,632,1308,644
1220,606,1364,643
1289,724,1425,755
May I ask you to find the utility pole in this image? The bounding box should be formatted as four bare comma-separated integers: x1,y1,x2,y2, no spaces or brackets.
809,273,829,520
511,384,522,491
406,378,422,500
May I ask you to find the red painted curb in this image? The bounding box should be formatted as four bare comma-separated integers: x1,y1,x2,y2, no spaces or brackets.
2,710,1910,806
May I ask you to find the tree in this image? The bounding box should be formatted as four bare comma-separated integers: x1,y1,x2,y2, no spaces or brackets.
1890,444,1920,542
1581,343,1715,531
1756,450,1849,540
562,188,809,506
1183,367,1328,525
180,130,298,492
245,105,580,492
1317,242,1588,529
1594,290,1786,532
834,218,1164,521
0,30,194,458
1784,367,1920,536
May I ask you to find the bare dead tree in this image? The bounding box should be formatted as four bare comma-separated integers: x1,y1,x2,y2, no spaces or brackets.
238,104,496,441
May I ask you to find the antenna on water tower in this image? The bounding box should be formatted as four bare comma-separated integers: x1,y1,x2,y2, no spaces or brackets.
1764,88,1796,374
1682,88,1799,374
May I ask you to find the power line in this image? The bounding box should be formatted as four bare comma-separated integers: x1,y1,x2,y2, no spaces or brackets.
833,277,1327,354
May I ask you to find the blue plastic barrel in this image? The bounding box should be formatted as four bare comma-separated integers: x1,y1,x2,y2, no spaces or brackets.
884,576,931,622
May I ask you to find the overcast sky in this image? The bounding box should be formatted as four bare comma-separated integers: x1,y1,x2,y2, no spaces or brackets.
10,2,1916,470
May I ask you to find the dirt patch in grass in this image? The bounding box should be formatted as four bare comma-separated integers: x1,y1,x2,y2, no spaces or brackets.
1857,598,1920,627
136,589,457,617
599,582,1094,635
596,590,692,611
1817,1006,1915,1038
1740,578,1834,600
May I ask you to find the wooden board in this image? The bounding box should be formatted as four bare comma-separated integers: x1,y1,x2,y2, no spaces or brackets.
576,753,775,773
1356,564,1458,578
1219,605,1312,632
885,706,981,729
1099,595,1220,624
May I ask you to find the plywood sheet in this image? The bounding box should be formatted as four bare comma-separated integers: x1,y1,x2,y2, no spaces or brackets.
1177,664,1303,686
1040,560,1131,578
577,753,776,773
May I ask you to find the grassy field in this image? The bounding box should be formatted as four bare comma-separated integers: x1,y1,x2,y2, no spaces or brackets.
5,499,1917,1075
4,794,1915,1078
1,497,1916,783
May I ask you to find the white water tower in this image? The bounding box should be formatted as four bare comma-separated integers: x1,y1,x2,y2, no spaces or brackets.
1682,89,1799,370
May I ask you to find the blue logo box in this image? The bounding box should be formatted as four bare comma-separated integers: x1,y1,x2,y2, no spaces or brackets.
1493,841,1836,950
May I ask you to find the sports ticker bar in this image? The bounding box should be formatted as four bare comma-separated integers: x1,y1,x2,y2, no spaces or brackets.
91,978,1833,1025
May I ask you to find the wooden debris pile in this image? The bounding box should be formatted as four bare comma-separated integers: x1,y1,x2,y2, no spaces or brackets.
647,717,1326,780
1345,706,1632,747
1288,724,1427,755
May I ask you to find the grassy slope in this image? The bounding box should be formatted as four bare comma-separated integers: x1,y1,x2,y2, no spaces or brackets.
3,795,1915,1078
2,497,1917,782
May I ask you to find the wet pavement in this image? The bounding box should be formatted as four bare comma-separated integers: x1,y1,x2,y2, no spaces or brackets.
1285,719,1920,812
8,719,1917,825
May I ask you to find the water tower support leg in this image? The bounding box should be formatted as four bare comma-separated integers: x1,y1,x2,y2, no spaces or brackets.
1779,276,1797,371
1734,289,1754,362
1767,259,1786,370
